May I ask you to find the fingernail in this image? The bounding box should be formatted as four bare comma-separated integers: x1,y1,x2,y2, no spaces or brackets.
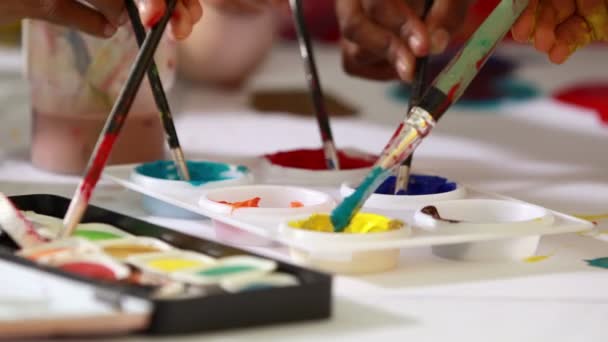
431,29,449,54
104,24,117,37
396,59,410,80
408,34,424,55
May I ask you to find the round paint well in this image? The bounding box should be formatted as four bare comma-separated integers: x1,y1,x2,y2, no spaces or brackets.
127,251,216,275
53,254,130,281
340,174,466,220
414,199,554,261
173,256,277,285
199,185,335,246
221,273,300,293
279,212,410,274
131,159,253,219
98,237,174,260
259,148,376,186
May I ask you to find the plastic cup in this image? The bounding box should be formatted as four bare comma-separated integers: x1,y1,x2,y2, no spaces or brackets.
278,213,411,274
414,199,554,261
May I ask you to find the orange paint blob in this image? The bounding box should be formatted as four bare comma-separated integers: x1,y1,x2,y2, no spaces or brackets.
290,201,304,208
216,197,261,212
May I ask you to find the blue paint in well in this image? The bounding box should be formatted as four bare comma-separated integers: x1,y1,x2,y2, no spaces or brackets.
375,175,457,195
331,166,389,232
136,160,247,186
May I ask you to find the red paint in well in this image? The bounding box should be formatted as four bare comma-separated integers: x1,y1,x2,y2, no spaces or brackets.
59,262,117,281
553,84,608,124
265,148,376,170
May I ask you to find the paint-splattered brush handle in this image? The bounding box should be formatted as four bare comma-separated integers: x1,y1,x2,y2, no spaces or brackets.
62,0,178,237
395,0,435,194
290,0,340,170
419,0,529,119
125,0,190,181
0,193,47,249
331,0,529,232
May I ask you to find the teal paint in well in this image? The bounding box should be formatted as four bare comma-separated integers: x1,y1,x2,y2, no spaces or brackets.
136,160,247,186
330,166,389,232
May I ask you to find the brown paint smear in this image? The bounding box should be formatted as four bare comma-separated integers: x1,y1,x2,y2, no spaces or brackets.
420,206,461,223
250,89,358,117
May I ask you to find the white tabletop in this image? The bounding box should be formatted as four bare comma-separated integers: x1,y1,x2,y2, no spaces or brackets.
1,42,608,341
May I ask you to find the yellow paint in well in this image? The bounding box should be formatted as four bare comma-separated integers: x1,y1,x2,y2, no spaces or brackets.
146,258,207,272
289,213,403,234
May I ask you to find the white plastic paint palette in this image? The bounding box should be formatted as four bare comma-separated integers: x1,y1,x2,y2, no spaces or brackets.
198,185,335,245
414,199,554,261
129,160,254,219
104,166,594,270
173,256,277,285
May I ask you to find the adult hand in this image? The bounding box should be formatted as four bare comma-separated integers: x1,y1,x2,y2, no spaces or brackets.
335,0,474,81
1,0,202,40
204,0,281,16
512,0,608,63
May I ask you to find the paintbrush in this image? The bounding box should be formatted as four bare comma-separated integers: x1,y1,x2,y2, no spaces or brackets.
330,0,530,231
0,193,47,249
125,0,190,181
394,0,435,194
61,0,178,237
289,0,340,170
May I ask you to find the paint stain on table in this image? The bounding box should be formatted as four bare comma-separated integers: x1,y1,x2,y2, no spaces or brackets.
585,257,608,270
389,55,539,109
554,83,608,125
522,255,551,263
250,89,358,117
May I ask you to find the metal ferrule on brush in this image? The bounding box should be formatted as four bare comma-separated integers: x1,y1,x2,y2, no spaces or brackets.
378,107,435,168
323,141,340,170
171,148,191,181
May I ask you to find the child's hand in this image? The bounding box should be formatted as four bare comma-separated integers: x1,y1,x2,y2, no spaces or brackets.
512,0,608,63
335,0,474,81
1,0,202,40
138,0,203,40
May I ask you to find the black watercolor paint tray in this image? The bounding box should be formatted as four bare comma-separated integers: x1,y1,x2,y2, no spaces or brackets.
1,194,332,335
